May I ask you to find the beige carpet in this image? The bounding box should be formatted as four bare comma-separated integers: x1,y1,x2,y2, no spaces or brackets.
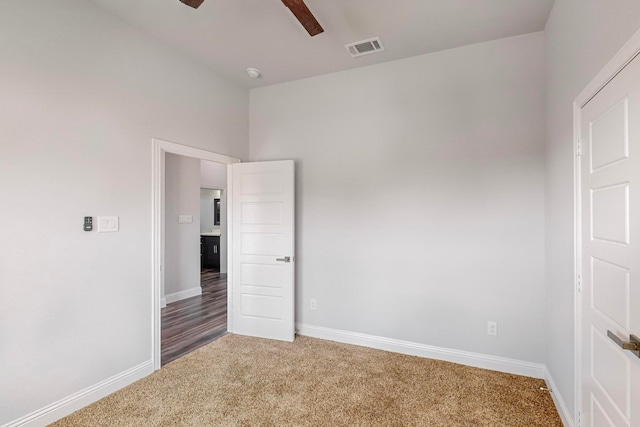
51,335,562,426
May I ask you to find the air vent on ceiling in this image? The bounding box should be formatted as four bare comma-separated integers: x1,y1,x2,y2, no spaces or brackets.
345,37,385,58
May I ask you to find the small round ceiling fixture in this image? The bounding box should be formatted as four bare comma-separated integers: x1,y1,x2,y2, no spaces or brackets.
246,68,262,79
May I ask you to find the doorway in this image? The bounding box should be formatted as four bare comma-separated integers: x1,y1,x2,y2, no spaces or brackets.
152,139,296,370
159,156,231,365
151,138,240,370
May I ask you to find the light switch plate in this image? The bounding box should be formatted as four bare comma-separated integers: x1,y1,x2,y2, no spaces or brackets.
97,216,119,233
178,215,193,224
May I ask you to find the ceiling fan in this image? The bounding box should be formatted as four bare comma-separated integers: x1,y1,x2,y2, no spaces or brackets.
178,0,324,36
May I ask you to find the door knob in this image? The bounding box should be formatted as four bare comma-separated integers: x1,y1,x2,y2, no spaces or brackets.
276,256,291,263
607,331,640,358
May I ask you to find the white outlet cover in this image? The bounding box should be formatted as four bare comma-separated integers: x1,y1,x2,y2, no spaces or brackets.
487,321,498,336
178,215,193,224
97,216,119,233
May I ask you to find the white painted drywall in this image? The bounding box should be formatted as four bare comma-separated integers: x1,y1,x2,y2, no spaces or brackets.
165,154,201,298
544,1,640,420
250,33,546,363
0,0,248,424
201,160,228,273
201,159,228,188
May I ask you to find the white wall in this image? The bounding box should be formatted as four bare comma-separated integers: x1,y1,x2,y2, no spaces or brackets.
544,0,640,421
201,159,228,188
250,33,546,363
165,154,201,298
0,0,248,424
201,160,228,273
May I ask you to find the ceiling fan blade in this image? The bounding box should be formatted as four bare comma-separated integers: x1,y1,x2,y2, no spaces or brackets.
179,0,204,9
281,0,324,37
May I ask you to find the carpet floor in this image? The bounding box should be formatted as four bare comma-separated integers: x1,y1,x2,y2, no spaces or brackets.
51,335,562,426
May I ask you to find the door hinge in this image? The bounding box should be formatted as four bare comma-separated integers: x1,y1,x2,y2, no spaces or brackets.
577,274,582,293
576,139,583,157
577,410,582,427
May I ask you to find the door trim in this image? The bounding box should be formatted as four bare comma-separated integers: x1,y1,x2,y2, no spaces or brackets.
573,27,640,425
151,138,241,371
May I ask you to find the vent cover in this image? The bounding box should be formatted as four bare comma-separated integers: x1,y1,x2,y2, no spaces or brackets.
345,37,385,58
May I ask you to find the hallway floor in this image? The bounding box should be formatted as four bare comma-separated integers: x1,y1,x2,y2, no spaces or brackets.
161,269,227,366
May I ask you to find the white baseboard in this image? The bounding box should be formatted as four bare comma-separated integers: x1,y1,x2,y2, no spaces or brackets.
296,323,546,379
161,297,167,308
544,368,574,427
164,286,201,305
4,361,153,427
4,327,568,427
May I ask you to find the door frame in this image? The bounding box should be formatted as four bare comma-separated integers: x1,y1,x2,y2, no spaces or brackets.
573,27,640,425
151,138,240,370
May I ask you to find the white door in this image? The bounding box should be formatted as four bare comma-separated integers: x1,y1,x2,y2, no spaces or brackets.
580,54,640,427
231,160,295,342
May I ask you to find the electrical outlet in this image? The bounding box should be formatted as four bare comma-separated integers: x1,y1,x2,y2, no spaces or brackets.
310,298,317,310
487,321,498,336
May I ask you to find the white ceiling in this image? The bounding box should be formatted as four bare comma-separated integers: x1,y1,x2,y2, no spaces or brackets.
89,0,554,88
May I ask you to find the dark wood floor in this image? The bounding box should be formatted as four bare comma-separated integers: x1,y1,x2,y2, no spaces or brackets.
161,269,227,366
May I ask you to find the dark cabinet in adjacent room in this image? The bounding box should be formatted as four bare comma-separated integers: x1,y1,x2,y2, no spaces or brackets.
201,235,220,271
